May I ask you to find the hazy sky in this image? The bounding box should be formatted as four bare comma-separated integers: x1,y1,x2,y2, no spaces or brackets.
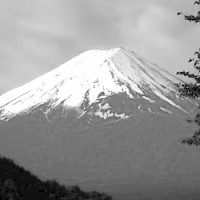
0,0,200,93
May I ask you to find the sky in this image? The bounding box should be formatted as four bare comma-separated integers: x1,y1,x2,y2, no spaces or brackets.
0,0,200,94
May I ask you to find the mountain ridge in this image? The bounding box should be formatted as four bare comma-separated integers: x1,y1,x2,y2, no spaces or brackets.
0,47,196,122
0,47,200,200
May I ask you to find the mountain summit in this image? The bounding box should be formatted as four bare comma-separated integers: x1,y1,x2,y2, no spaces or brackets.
0,48,199,200
0,47,195,122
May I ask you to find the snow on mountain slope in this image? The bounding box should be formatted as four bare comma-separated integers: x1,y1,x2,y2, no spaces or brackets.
0,47,200,200
0,47,196,122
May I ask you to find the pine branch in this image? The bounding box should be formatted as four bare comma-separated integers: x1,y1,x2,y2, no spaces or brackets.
177,83,200,98
177,71,198,79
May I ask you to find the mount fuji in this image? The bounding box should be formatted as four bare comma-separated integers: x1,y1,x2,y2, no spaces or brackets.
0,47,200,200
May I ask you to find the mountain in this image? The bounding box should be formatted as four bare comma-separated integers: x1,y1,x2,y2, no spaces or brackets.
0,47,200,200
0,47,196,121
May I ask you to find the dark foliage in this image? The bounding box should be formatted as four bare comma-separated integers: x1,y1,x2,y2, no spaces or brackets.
182,130,200,146
177,0,200,145
177,0,200,23
0,156,112,200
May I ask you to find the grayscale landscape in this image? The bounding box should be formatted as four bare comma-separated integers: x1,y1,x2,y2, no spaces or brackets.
0,47,200,199
0,1,200,200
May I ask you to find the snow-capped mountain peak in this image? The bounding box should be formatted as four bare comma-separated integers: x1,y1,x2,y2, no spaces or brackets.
0,47,195,121
1,47,200,200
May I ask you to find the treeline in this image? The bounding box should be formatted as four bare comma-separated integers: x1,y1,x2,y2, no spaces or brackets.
0,156,112,200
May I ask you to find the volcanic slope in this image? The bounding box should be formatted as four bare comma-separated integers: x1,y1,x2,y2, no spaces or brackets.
0,47,199,200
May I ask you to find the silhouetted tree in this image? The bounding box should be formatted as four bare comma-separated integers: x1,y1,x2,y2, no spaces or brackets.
0,156,113,200
177,0,200,145
0,179,20,200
